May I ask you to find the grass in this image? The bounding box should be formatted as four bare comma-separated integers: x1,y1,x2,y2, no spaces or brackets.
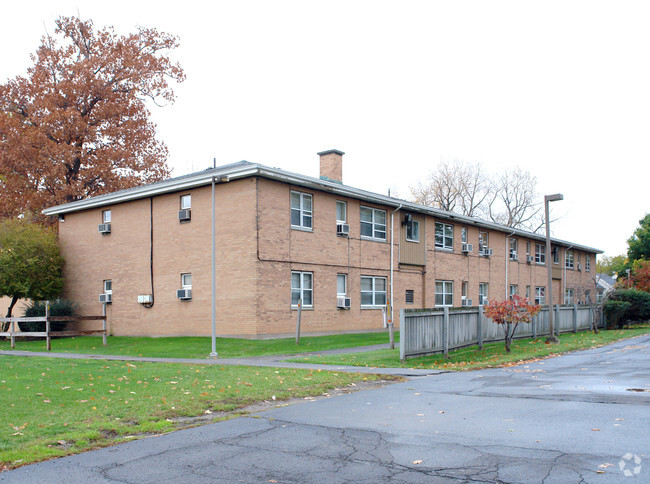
0,332,397,359
286,325,650,371
0,357,395,470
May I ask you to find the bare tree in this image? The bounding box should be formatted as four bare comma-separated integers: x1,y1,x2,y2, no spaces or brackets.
409,160,460,212
487,167,543,231
457,162,491,217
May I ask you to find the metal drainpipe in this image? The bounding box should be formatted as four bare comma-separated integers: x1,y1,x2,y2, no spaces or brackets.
211,174,217,358
390,204,403,328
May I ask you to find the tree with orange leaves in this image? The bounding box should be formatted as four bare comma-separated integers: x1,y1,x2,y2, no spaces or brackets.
484,294,542,353
0,16,185,220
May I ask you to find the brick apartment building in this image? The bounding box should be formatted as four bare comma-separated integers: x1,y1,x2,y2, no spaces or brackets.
42,150,602,337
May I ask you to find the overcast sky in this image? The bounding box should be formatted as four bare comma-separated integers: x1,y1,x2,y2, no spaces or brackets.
2,1,648,258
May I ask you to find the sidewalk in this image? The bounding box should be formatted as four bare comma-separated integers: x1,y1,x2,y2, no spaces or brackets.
0,343,447,377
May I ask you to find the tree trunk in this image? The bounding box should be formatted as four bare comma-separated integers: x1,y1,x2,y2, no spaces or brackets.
504,323,511,353
1,295,19,332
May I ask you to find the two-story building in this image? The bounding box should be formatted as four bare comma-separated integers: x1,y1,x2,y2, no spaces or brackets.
42,150,602,337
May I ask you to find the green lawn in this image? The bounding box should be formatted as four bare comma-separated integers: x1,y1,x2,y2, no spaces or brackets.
0,332,397,359
0,357,394,469
286,325,650,371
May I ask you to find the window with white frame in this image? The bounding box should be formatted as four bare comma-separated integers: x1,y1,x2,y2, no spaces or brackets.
510,285,518,299
361,276,387,307
461,227,468,244
360,207,386,240
103,280,112,295
553,247,560,264
564,288,574,305
535,286,545,305
406,219,420,242
565,250,574,269
479,283,488,306
526,285,531,300
461,281,468,302
336,201,347,224
291,271,313,307
337,274,347,297
435,222,453,250
290,191,313,230
585,255,591,272
526,241,530,255
102,210,111,223
180,194,191,210
509,238,518,260
535,243,545,264
181,273,192,290
435,280,453,307
478,231,488,253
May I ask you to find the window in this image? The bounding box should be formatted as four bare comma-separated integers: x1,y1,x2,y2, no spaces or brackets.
479,283,488,306
102,210,111,223
461,281,468,301
553,247,560,264
291,271,313,307
526,285,531,300
510,285,518,299
565,250,574,269
181,273,192,290
585,255,591,272
180,194,191,210
291,191,313,230
336,201,347,224
535,286,546,305
478,231,488,253
360,207,387,240
526,241,530,255
405,289,414,304
337,274,347,296
435,280,453,307
509,238,518,260
564,288,574,305
361,276,387,307
535,243,545,264
461,227,468,244
103,280,112,294
406,219,420,242
435,222,453,250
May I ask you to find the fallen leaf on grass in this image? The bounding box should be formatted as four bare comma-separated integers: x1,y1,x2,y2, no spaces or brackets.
591,428,600,431
412,460,423,465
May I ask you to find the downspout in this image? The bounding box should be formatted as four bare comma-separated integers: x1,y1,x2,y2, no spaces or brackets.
210,171,217,358
390,204,403,339
505,229,516,299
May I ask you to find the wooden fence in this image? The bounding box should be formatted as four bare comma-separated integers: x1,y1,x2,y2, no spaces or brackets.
0,315,107,350
399,304,601,360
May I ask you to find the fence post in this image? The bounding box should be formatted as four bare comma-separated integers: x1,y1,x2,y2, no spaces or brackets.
477,305,484,350
399,309,406,362
532,311,537,339
443,306,449,358
46,301,51,351
555,304,560,336
102,303,107,346
573,304,578,333
10,319,15,349
295,299,302,344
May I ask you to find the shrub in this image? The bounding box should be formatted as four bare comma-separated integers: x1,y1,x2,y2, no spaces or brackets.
19,300,77,333
604,289,650,328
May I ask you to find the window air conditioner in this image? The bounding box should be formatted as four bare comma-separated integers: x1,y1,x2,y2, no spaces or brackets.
526,255,534,264
178,209,191,222
461,299,473,307
98,223,111,234
510,251,518,261
481,248,493,257
337,296,351,309
99,293,112,304
137,294,153,304
177,289,192,300
336,224,350,236
461,243,473,253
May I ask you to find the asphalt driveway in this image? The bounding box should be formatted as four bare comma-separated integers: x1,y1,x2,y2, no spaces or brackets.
2,335,649,483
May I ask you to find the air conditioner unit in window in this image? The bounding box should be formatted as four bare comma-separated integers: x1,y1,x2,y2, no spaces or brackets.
98,223,111,234
510,251,518,261
178,209,191,222
177,289,192,300
461,243,473,253
336,224,350,236
481,248,493,257
337,296,351,309
99,293,112,304
461,299,473,307
526,255,534,264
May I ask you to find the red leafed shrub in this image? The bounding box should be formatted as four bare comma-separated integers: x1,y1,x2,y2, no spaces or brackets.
484,295,542,353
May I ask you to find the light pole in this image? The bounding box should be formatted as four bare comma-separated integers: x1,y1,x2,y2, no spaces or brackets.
545,193,563,344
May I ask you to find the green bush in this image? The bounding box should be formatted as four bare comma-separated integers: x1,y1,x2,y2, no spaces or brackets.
604,289,650,328
19,300,77,333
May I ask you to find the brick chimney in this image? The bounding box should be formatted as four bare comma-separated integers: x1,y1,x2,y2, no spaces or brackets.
318,149,344,184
